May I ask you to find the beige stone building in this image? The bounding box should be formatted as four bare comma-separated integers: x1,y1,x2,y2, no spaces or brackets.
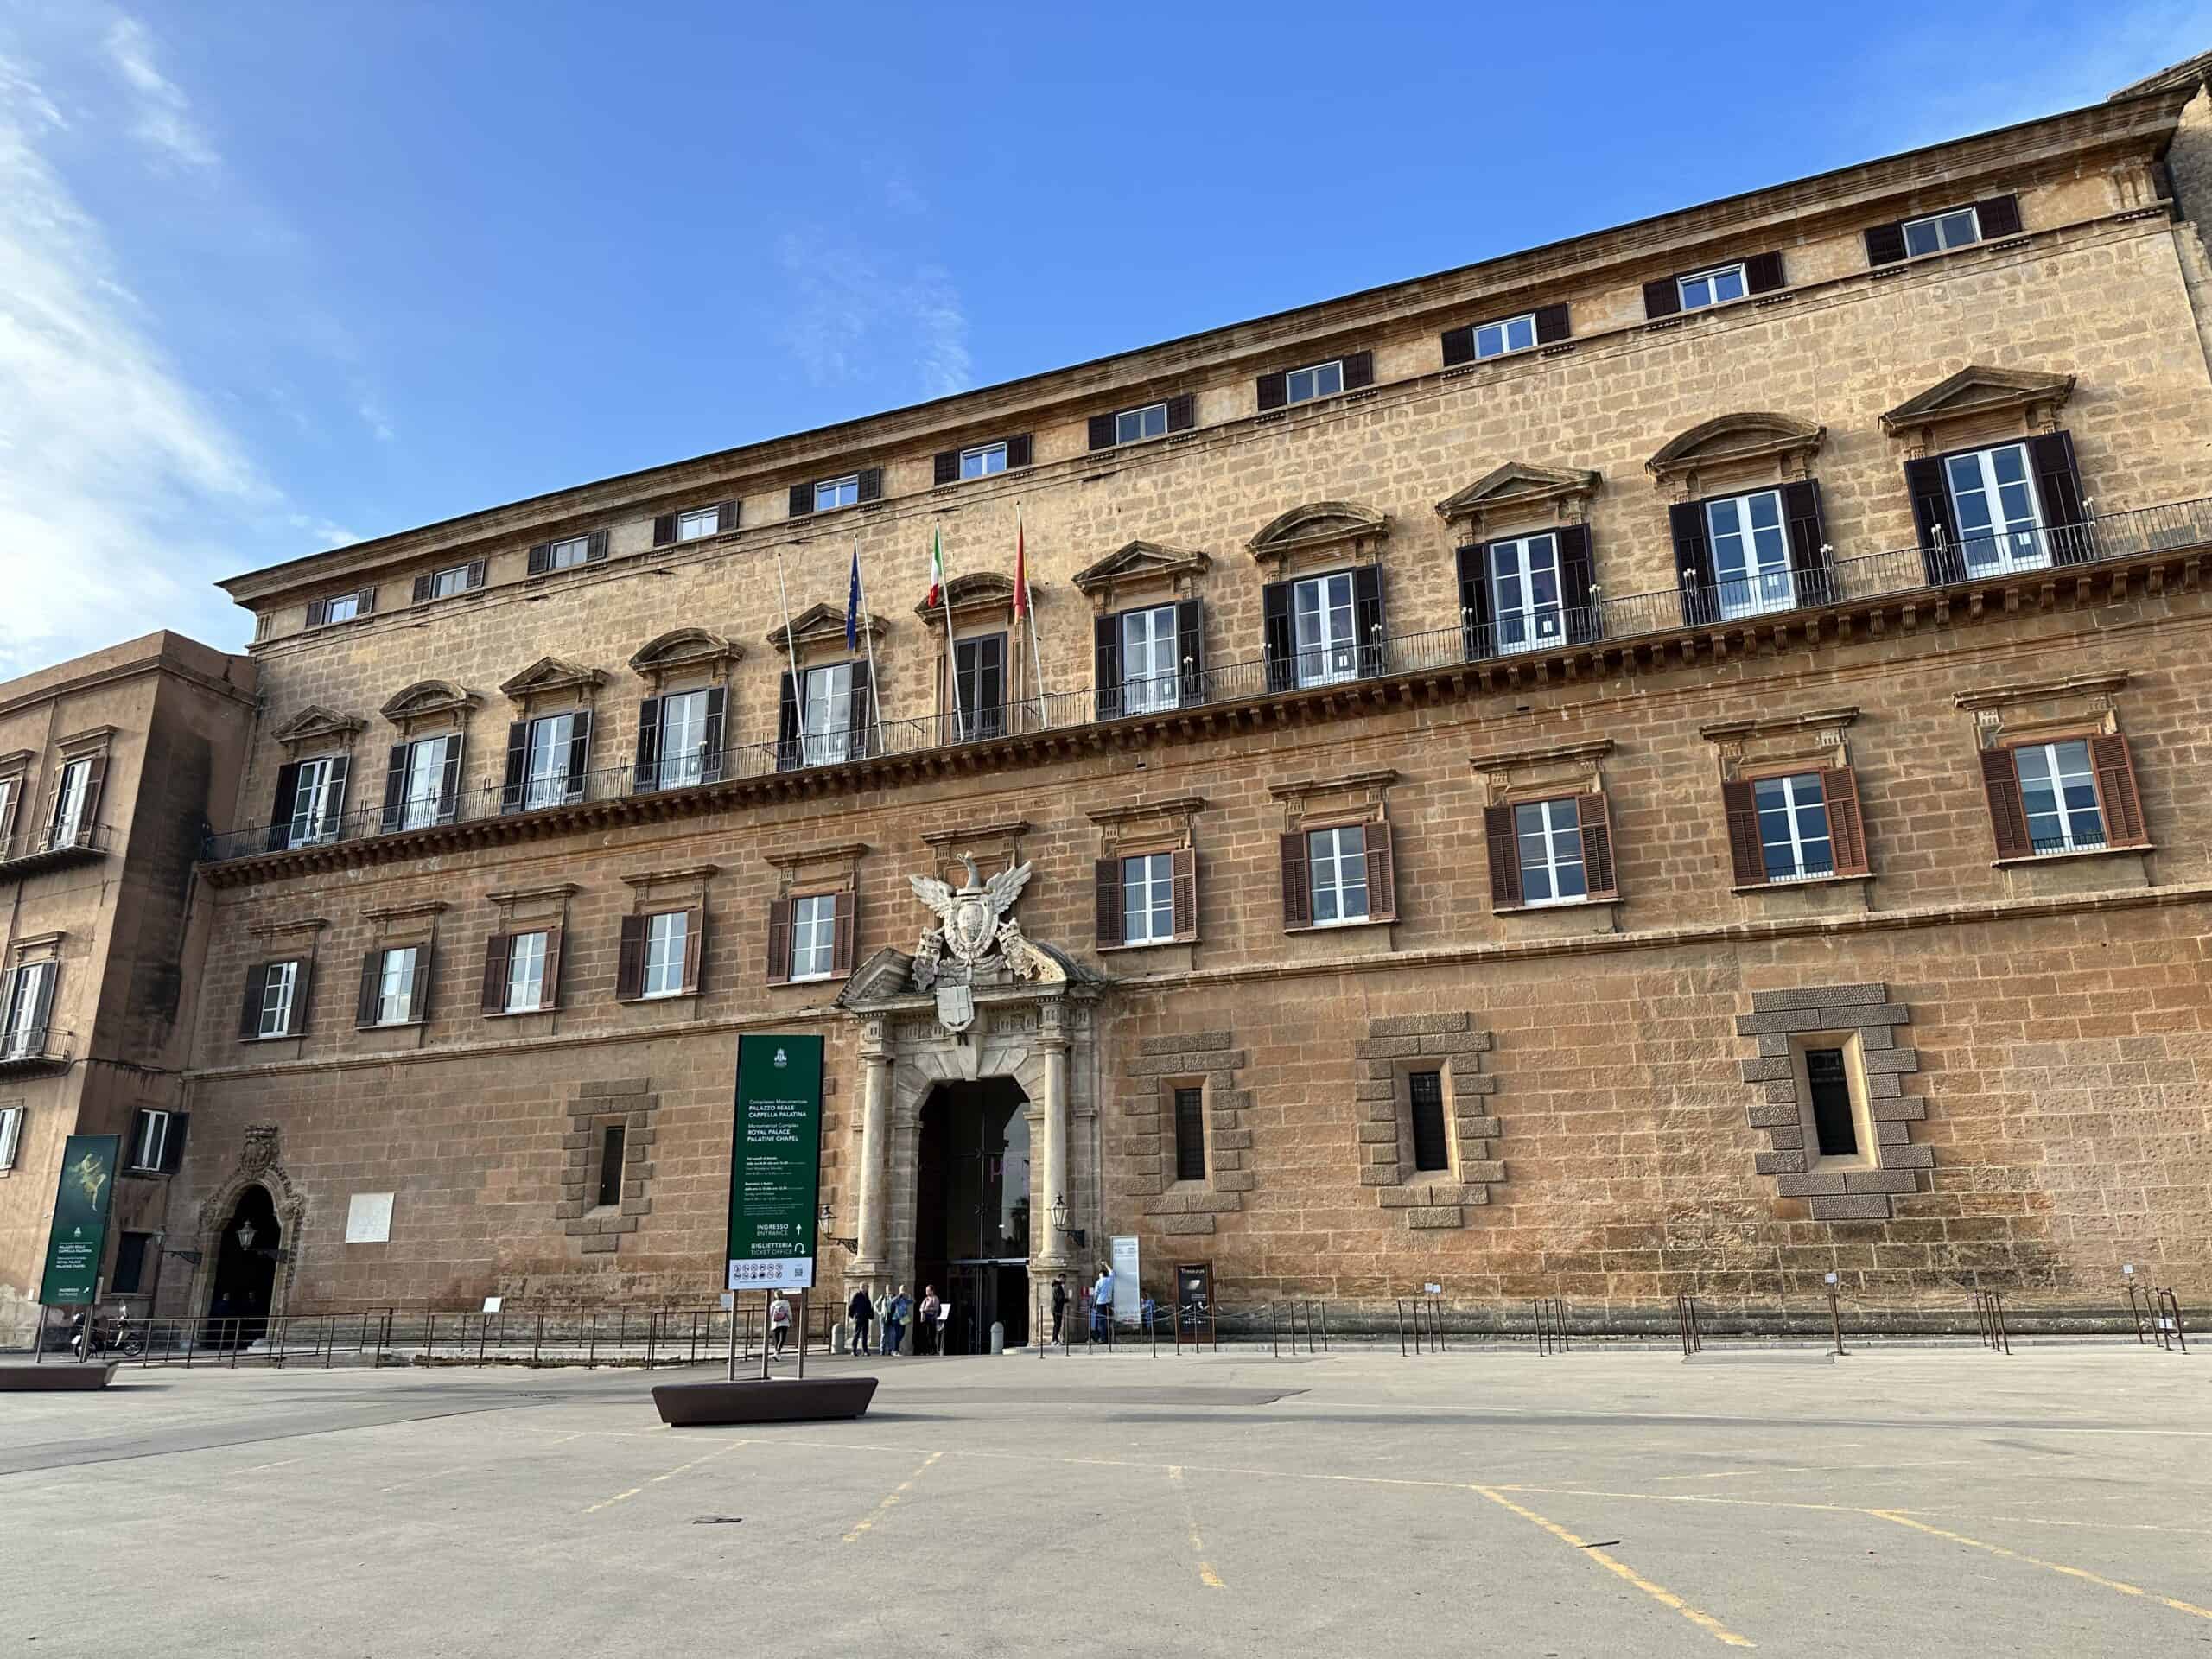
59,74,2212,1342
0,634,256,1345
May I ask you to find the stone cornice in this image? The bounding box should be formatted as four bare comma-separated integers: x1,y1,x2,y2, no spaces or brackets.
620,863,721,888
1952,672,2128,711
1698,707,1861,741
762,841,869,870
1469,739,1614,774
484,882,582,904
1268,768,1398,804
1086,796,1209,828
920,818,1031,849
361,900,448,923
246,915,330,938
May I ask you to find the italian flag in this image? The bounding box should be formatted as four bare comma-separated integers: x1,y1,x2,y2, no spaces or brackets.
925,526,945,608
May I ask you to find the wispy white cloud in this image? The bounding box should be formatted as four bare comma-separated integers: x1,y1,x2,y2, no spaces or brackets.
288,512,360,549
102,15,219,170
777,232,973,399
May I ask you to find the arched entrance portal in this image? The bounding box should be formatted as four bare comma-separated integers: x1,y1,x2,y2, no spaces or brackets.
915,1078,1032,1353
207,1185,281,1344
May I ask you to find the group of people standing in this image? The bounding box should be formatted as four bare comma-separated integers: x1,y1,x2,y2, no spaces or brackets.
845,1283,945,1357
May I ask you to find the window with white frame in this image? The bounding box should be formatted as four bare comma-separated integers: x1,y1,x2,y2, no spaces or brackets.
1120,605,1181,713
257,961,301,1038
48,757,93,846
1473,313,1537,359
1904,206,1980,257
1283,360,1344,405
1942,444,2045,575
1704,490,1795,618
1121,853,1175,944
129,1109,173,1172
1514,799,1587,906
1753,772,1834,881
0,1104,22,1171
1,963,54,1060
790,894,837,981
321,593,362,625
0,775,16,843
524,713,575,809
1490,533,1564,653
657,690,709,787
804,663,855,765
546,535,592,571
1306,825,1370,925
960,442,1007,480
398,735,449,831
374,947,419,1026
1677,264,1747,310
288,756,342,845
643,911,689,998
814,475,861,512
1116,403,1168,444
2015,740,2105,854
429,565,473,599
675,507,721,542
505,931,548,1013
1291,572,1357,688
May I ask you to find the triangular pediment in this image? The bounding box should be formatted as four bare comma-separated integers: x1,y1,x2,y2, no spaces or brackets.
272,704,365,748
1071,540,1211,596
499,657,606,702
629,627,742,677
1647,412,1824,479
1880,365,2075,435
835,946,919,1009
766,604,887,652
378,679,478,724
1247,500,1386,562
1434,463,1600,525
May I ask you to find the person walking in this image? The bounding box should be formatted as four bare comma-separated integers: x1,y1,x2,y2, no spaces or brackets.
918,1286,941,1355
1050,1274,1069,1344
885,1285,912,1357
1091,1263,1115,1343
848,1285,874,1357
768,1291,792,1358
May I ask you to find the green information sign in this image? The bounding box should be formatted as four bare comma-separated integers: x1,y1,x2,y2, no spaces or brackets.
39,1134,120,1307
727,1033,824,1292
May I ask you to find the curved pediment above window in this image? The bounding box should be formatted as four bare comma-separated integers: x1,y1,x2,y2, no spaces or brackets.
499,657,607,707
765,604,887,655
629,627,744,687
1646,413,1824,492
1879,365,2075,442
1246,500,1387,573
912,570,1038,621
271,704,366,751
1071,540,1210,607
1434,464,1601,537
378,679,479,727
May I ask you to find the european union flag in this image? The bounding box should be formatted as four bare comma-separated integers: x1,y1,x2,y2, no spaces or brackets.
845,542,861,651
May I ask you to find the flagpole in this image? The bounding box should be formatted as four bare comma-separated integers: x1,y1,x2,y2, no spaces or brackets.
1019,506,1049,728
853,537,886,755
772,547,806,766
938,527,964,743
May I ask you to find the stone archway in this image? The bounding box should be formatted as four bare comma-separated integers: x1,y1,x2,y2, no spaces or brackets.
192,1124,308,1325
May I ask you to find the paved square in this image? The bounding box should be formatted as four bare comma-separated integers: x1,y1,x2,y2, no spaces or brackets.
3,1343,2206,1656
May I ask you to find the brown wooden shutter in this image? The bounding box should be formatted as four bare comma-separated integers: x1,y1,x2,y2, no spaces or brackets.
1670,501,1716,626
480,934,512,1013
0,779,17,855
715,500,738,533
1782,479,1832,603
2090,734,2148,847
1341,350,1374,390
766,898,794,986
1534,302,1570,344
1979,747,2032,860
585,529,608,563
1643,276,1681,319
406,947,431,1023
286,958,314,1036
1086,414,1116,450
1255,371,1288,411
1484,804,1522,906
1094,859,1122,948
633,696,662,791
615,915,646,1000
539,927,563,1010
1821,767,1870,876
412,573,433,603
527,543,552,575
1864,221,1908,265
1975,194,2023,238
306,597,328,628
830,893,855,976
1744,251,1785,293
1578,793,1618,899
563,709,594,804
355,950,381,1027
501,721,528,813
702,684,728,779
380,744,408,832
789,482,814,518
1171,849,1198,941
436,738,463,823
1440,325,1477,367
1006,434,1032,468
1262,581,1294,690
2029,430,2088,561
1363,820,1396,921
1166,393,1196,432
467,558,487,590
78,755,106,836
652,513,677,546
681,905,704,991
933,450,959,485
158,1111,189,1174
238,963,270,1039
1176,599,1205,702
1279,832,1311,928
1904,456,1963,584
839,668,868,760
856,467,883,503
1722,779,1767,886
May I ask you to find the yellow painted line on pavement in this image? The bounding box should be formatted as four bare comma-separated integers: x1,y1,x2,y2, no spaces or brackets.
1653,1459,1975,1483
582,1439,747,1515
1168,1466,1225,1589
240,1458,304,1473
1471,1484,1754,1649
1866,1510,2212,1624
842,1450,944,1545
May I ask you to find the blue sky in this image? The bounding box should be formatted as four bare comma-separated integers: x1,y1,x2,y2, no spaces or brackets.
1,0,2205,673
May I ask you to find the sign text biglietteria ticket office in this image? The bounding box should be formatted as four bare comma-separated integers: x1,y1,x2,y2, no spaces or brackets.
726,1034,824,1292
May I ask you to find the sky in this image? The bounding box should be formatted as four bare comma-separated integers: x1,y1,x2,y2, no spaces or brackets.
1,0,2206,675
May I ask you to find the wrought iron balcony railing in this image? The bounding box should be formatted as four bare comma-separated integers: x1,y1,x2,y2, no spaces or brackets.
199,495,2212,865
0,1027,73,1074
0,820,112,878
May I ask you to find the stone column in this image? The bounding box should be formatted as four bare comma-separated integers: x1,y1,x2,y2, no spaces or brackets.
854,1020,892,1282
1034,1001,1071,1273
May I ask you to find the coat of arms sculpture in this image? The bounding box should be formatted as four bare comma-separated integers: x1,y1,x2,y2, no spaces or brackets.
908,854,1048,1032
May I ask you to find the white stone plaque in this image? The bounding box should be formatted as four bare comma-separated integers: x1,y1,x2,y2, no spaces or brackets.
344,1192,393,1244
1110,1235,1141,1324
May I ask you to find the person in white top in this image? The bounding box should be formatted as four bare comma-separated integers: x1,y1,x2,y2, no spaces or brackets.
768,1292,792,1357
1090,1266,1114,1342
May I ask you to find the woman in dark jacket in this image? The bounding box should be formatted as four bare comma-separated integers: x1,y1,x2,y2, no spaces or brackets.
848,1285,875,1355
